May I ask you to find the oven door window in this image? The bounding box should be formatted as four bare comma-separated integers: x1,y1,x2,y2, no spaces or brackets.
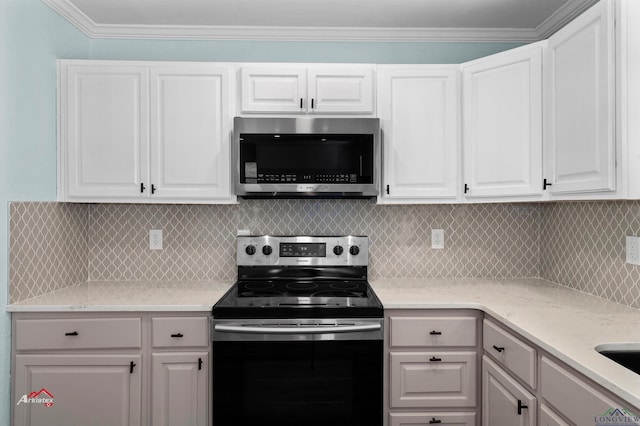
213,340,382,426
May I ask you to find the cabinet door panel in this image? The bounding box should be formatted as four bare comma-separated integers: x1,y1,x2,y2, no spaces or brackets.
14,354,142,426
544,0,615,194
463,44,543,198
378,67,459,200
540,356,623,425
150,66,232,200
539,403,570,426
63,64,149,199
308,67,375,114
482,356,535,426
390,351,476,408
389,412,476,426
152,352,208,426
241,67,306,113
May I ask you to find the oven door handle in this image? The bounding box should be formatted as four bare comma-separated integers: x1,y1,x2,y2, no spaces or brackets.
214,323,381,335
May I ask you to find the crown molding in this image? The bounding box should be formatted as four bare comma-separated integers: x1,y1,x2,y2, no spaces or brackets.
41,0,587,43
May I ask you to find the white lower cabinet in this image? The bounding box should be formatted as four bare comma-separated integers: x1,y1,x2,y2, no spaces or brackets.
12,313,210,426
151,353,208,426
386,310,479,426
150,316,210,426
539,403,570,426
14,354,143,426
482,356,536,426
389,412,476,426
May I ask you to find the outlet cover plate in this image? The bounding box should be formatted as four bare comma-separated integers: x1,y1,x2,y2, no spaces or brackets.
432,229,445,250
150,229,163,250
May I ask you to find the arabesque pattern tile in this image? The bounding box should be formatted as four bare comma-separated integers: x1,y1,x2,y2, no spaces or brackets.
541,201,640,308
88,200,542,281
10,199,640,308
9,202,88,303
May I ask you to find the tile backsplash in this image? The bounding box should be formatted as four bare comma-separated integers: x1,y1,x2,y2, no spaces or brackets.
8,199,640,309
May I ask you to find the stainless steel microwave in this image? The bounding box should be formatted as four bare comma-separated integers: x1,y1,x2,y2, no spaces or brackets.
233,117,380,198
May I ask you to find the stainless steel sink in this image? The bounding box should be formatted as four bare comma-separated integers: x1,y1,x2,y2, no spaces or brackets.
596,344,640,375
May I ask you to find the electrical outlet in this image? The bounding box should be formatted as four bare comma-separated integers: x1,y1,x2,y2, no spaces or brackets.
432,229,445,250
149,229,163,250
626,236,640,265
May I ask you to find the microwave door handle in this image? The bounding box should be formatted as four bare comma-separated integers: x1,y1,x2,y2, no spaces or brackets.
215,323,381,335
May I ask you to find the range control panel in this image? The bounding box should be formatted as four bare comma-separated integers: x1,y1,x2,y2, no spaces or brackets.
237,235,369,267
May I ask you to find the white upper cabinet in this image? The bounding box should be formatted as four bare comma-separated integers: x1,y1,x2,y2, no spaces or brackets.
150,65,232,200
462,42,544,200
377,66,460,202
240,64,375,115
59,60,235,203
61,63,150,200
544,0,616,195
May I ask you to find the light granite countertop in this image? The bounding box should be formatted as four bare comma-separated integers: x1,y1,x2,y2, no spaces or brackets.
7,277,640,410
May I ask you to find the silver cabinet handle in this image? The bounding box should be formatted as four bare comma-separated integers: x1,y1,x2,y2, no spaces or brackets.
215,323,381,335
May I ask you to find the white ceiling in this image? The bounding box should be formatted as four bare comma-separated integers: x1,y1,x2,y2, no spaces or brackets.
42,0,598,41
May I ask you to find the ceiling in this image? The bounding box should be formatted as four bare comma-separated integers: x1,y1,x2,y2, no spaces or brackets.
42,0,598,42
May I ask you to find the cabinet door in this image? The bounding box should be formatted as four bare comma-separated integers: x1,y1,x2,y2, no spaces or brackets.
462,43,543,199
544,0,615,194
150,65,233,200
378,66,460,201
390,351,476,408
151,352,208,426
539,404,570,426
61,63,149,200
389,412,476,426
240,66,306,113
14,354,142,426
482,356,536,426
307,67,375,114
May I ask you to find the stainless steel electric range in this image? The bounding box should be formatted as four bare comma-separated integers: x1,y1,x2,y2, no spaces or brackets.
212,235,383,426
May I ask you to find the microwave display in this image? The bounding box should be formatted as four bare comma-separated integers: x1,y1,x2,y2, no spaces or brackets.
239,134,374,184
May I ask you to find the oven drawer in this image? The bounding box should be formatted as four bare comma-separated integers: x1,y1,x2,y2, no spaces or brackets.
389,351,477,408
389,412,476,426
389,316,477,348
151,316,208,348
15,317,142,351
483,319,536,388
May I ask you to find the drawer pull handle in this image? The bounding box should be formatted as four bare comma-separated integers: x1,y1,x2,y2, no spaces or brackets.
130,361,136,374
198,357,203,371
493,345,505,352
517,399,528,415
429,419,442,425
171,333,184,338
429,330,442,335
429,356,442,362
65,331,79,336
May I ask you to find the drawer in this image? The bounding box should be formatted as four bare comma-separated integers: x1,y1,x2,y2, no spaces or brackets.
483,319,536,388
389,316,477,348
15,317,142,351
389,412,476,426
541,356,621,426
151,316,208,348
390,351,477,408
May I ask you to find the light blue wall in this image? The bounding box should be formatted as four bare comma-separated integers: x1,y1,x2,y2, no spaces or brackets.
0,0,522,422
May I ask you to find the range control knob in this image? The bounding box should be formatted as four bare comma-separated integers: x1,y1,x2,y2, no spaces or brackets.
349,245,360,256
262,245,273,256
245,245,256,256
333,245,344,256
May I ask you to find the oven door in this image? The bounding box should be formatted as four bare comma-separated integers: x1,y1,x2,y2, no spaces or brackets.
212,319,383,426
